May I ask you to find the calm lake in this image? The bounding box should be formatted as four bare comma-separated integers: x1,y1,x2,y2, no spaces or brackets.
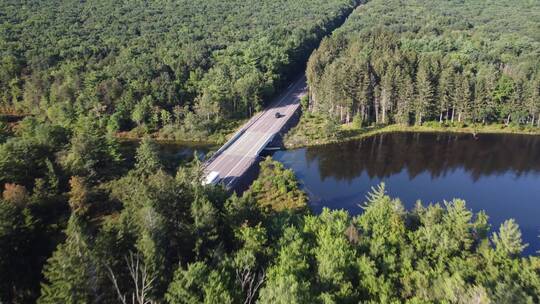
273,132,540,255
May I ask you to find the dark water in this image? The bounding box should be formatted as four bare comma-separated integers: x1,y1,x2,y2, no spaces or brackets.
274,132,540,255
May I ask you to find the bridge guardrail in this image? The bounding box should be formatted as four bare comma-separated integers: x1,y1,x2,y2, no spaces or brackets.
202,110,265,169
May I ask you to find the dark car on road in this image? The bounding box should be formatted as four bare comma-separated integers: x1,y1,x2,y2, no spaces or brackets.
275,112,281,118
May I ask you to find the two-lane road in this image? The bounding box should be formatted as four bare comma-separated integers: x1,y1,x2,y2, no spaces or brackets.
203,75,307,189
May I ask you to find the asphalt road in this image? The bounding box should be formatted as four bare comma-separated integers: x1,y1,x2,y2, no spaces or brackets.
203,75,307,189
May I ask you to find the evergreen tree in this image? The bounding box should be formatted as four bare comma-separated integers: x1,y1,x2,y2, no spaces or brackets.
135,137,162,175
61,119,122,181
414,62,434,125
305,209,358,303
258,227,312,304
0,198,36,303
165,262,233,304
38,215,99,304
233,224,267,304
396,71,414,125
454,73,472,123
437,67,455,123
379,66,395,124
525,79,540,126
68,176,90,218
492,219,527,257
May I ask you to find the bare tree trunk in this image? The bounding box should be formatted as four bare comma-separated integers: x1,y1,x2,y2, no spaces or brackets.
451,107,455,122
237,268,265,304
374,97,380,124
106,252,156,304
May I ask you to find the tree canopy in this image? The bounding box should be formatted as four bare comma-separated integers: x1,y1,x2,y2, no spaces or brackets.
306,0,540,128
0,0,361,139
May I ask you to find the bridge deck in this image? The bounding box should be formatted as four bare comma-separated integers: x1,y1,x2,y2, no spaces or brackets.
204,76,306,189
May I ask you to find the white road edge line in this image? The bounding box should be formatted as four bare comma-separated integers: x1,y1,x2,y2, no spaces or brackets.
224,132,272,187
206,77,300,173
211,76,304,187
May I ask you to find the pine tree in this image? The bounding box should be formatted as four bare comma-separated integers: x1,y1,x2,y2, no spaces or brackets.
492,219,527,257
380,65,395,124
165,262,233,304
437,67,455,123
473,75,489,123
0,198,36,303
524,79,540,126
44,158,59,193
38,216,99,304
396,71,414,125
309,209,357,303
135,137,162,175
454,73,472,123
258,227,312,304
68,176,90,217
414,62,434,125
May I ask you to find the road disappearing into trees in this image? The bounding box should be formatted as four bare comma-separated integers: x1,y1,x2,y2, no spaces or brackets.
203,76,307,190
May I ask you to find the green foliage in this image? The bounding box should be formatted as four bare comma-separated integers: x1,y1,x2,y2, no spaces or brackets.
258,227,312,304
233,224,268,271
60,119,122,181
134,137,163,176
0,120,10,143
38,216,98,304
300,96,310,111
2,1,540,294
247,157,307,212
1,136,539,304
306,209,359,303
165,262,233,304
0,198,35,303
492,219,528,257
352,113,363,129
0,118,68,186
0,0,361,138
284,112,344,147
307,0,540,128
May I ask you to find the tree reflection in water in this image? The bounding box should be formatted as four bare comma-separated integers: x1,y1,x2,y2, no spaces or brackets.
274,132,540,255
305,132,540,182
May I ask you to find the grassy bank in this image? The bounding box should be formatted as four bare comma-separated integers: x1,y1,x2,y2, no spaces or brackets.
115,119,246,146
284,113,540,149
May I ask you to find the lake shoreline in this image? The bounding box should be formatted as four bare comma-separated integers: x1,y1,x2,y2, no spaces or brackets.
284,122,540,149
275,131,540,255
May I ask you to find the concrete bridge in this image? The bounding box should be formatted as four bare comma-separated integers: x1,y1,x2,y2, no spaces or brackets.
203,75,306,191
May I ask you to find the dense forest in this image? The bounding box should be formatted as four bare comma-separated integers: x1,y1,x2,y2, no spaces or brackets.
0,0,360,140
306,0,540,127
1,140,539,303
1,0,540,302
